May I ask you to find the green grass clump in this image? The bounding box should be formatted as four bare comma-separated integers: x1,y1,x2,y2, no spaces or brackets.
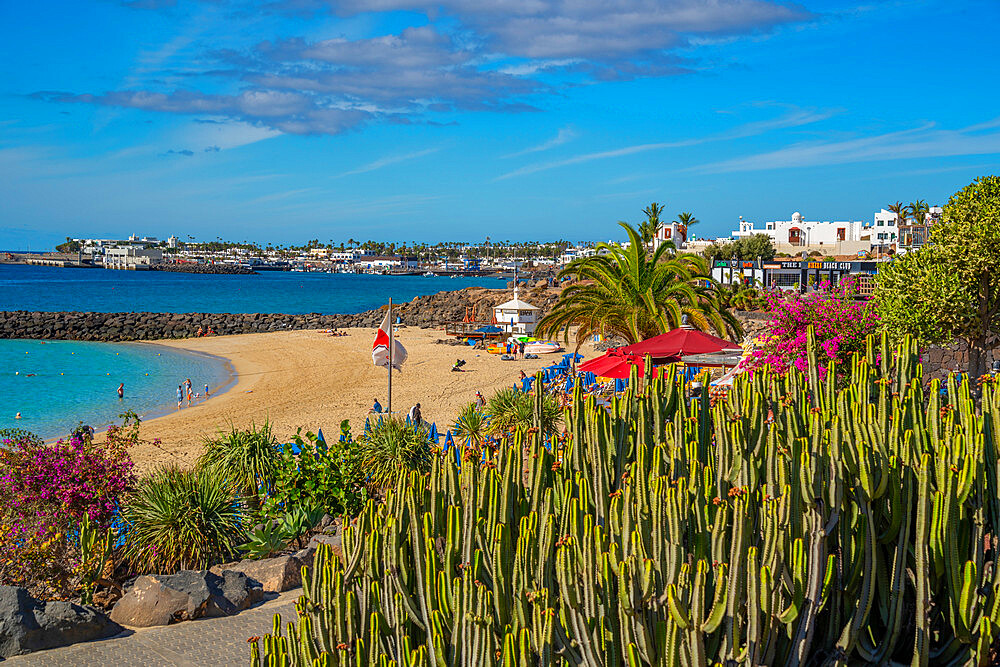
122,467,245,573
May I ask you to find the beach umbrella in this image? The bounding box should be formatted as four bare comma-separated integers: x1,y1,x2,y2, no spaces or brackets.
618,328,740,362
522,377,533,392
564,376,574,392
578,350,644,379
364,418,371,434
317,428,326,445
429,422,439,443
444,430,455,451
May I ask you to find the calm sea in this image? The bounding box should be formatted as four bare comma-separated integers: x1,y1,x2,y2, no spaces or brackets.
0,264,505,313
0,264,506,439
0,339,233,440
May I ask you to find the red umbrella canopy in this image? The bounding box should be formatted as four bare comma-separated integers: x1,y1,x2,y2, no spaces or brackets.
618,328,740,361
578,350,645,379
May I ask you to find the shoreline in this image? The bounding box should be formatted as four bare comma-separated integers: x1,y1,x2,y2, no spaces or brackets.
110,327,596,472
125,342,239,427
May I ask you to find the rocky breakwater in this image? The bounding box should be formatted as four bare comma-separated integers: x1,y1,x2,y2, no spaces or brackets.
0,311,359,341
0,285,563,342
151,263,256,275
390,284,560,328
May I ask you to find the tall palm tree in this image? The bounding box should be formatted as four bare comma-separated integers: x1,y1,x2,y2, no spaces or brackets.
536,223,741,346
907,199,929,225
637,202,665,247
887,201,906,224
674,211,698,238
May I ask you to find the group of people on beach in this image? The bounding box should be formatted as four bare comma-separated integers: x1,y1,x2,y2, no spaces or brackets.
176,377,210,409
505,340,527,358
195,326,216,337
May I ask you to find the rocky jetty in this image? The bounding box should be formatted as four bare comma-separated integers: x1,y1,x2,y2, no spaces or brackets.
0,286,561,342
151,263,257,275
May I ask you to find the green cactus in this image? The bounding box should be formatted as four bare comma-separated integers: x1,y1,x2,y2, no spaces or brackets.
253,329,1000,666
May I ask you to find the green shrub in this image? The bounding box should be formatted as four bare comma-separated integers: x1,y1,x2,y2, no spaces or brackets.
486,386,561,438
198,422,279,511
262,430,364,520
357,417,432,489
0,428,43,448
451,402,487,449
121,467,245,573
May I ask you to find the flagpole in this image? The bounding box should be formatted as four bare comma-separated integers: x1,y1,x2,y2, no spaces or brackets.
387,298,393,415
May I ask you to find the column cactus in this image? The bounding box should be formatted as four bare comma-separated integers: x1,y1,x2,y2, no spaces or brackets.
253,331,1000,666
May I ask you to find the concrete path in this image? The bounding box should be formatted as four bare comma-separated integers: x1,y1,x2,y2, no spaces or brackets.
5,590,300,666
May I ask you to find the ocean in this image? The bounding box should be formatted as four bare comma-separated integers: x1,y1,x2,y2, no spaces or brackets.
0,264,505,313
0,339,233,440
0,264,506,439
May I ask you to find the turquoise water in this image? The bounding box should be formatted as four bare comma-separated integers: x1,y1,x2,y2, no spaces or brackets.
0,264,506,313
0,339,232,441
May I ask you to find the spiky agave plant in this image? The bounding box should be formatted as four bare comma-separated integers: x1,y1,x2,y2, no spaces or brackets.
121,467,245,574
452,401,488,450
486,386,561,438
198,421,279,511
357,417,432,490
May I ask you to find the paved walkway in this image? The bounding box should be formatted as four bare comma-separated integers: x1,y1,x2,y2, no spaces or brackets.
6,590,301,666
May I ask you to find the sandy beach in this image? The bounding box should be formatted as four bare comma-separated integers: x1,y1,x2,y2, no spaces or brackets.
123,327,595,471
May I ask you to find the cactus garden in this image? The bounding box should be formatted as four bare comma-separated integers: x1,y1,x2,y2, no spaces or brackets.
253,330,1000,665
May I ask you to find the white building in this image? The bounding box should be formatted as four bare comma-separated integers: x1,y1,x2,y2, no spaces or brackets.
867,209,899,250
494,290,539,335
104,246,163,270
730,212,868,253
653,222,687,250
167,235,179,249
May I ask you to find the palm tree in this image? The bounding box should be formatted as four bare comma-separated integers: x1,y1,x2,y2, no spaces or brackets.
887,201,906,224
674,211,698,240
536,223,742,346
907,199,929,225
637,202,665,247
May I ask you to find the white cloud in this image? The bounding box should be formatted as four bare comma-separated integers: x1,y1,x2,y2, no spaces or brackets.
335,147,441,177
503,126,578,158
496,105,834,179
692,118,1000,173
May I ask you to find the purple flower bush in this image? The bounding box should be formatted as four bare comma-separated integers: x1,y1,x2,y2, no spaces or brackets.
0,417,139,599
747,278,878,380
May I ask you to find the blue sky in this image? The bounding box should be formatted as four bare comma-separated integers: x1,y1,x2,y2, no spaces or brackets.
1,0,998,249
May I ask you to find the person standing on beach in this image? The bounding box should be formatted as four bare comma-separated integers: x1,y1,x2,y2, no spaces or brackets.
187,385,194,406
177,384,184,408
518,341,526,359
117,383,124,399
408,403,422,427
204,383,210,398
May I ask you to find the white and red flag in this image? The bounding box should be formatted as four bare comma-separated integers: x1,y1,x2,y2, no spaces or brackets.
372,310,407,370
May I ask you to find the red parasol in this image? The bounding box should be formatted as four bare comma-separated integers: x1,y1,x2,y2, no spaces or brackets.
578,350,645,379
617,328,740,361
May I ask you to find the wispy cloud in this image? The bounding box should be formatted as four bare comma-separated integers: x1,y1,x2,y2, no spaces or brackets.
496,106,835,180
495,140,695,181
502,126,578,158
335,147,440,178
691,117,1000,173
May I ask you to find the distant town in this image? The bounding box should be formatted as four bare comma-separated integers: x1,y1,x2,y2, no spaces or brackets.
2,203,940,290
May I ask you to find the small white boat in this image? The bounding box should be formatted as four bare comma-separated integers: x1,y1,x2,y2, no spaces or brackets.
524,341,563,355
423,271,436,276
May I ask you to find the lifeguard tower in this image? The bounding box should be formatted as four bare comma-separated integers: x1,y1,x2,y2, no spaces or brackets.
494,287,539,335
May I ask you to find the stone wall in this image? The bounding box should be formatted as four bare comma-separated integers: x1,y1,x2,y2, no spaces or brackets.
0,286,561,342
921,337,1000,380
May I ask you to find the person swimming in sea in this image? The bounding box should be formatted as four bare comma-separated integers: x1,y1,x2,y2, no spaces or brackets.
118,383,124,399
